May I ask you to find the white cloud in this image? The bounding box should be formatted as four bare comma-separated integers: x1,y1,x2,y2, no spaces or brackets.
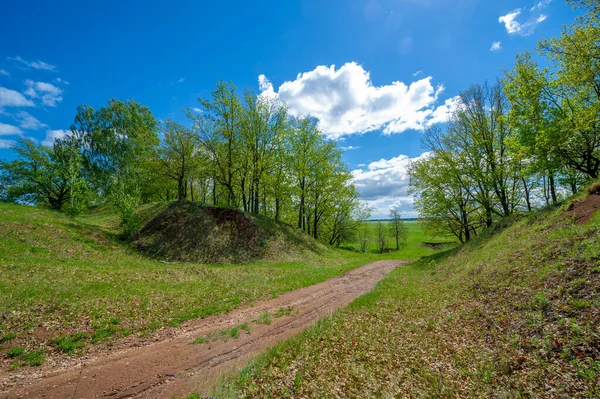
0,139,15,149
258,62,458,139
15,111,47,130
341,145,360,150
530,0,551,11
55,77,70,85
0,123,23,136
499,6,548,36
412,70,423,77
192,107,202,113
42,129,69,146
177,77,185,83
352,152,430,218
0,87,35,107
24,80,63,107
9,56,57,71
490,41,502,51
0,70,9,76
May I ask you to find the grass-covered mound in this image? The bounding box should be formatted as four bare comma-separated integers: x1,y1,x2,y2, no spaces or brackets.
215,192,600,398
132,202,327,264
0,202,370,370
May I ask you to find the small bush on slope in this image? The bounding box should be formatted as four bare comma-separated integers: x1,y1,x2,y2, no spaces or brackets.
216,199,600,398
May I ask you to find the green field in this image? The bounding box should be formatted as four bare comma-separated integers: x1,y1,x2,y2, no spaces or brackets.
340,220,456,259
215,204,600,398
0,203,451,369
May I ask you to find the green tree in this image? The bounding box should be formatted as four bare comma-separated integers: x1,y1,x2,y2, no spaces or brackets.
188,81,243,208
153,119,198,202
0,139,80,210
70,99,159,198
389,209,408,250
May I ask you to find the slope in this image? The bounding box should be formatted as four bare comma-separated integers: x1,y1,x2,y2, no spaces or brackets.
216,192,600,398
0,202,370,376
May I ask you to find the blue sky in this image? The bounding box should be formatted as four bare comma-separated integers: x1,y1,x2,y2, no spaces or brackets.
0,0,575,217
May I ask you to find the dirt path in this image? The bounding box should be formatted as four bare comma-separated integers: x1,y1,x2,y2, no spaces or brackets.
3,260,402,399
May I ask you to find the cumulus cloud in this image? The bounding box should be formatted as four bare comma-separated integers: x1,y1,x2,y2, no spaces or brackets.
258,62,458,139
15,111,47,130
0,123,23,136
42,129,69,146
24,80,63,107
9,56,57,71
499,5,548,36
490,41,502,51
0,87,35,107
352,152,430,218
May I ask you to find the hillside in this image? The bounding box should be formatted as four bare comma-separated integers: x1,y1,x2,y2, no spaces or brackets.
132,202,328,264
216,192,600,398
0,202,371,373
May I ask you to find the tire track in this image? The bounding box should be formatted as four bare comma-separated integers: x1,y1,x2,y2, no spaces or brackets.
4,260,403,399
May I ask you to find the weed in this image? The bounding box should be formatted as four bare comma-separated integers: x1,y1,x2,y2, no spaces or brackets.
193,323,251,344
52,332,88,353
254,312,273,325
274,307,295,317
22,349,45,366
7,347,25,357
0,332,16,343
532,292,549,310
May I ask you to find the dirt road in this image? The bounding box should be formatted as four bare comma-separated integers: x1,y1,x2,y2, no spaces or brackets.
3,260,402,398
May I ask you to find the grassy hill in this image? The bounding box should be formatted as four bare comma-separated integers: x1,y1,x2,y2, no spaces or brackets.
0,202,360,370
0,202,451,372
132,202,329,264
215,192,600,398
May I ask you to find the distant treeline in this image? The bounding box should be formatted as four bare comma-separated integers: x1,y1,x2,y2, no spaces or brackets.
0,84,369,245
408,0,600,243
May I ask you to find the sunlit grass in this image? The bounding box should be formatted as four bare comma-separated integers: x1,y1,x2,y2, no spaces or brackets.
215,205,600,398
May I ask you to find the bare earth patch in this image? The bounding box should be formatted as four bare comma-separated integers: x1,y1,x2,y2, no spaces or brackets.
1,260,403,399
564,193,600,224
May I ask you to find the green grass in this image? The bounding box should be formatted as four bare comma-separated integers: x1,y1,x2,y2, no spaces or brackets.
215,204,600,398
8,349,45,370
0,332,16,343
193,323,251,344
340,220,457,261
3,202,446,364
52,332,88,353
253,312,273,325
7,347,24,358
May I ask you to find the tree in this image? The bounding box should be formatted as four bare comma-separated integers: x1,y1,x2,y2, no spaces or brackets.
0,139,85,211
376,222,387,254
409,151,483,243
70,99,159,199
188,81,243,208
505,2,600,180
153,119,198,202
389,209,408,250
239,91,287,213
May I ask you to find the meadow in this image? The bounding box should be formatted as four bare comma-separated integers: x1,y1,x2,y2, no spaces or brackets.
214,202,600,398
0,203,450,370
